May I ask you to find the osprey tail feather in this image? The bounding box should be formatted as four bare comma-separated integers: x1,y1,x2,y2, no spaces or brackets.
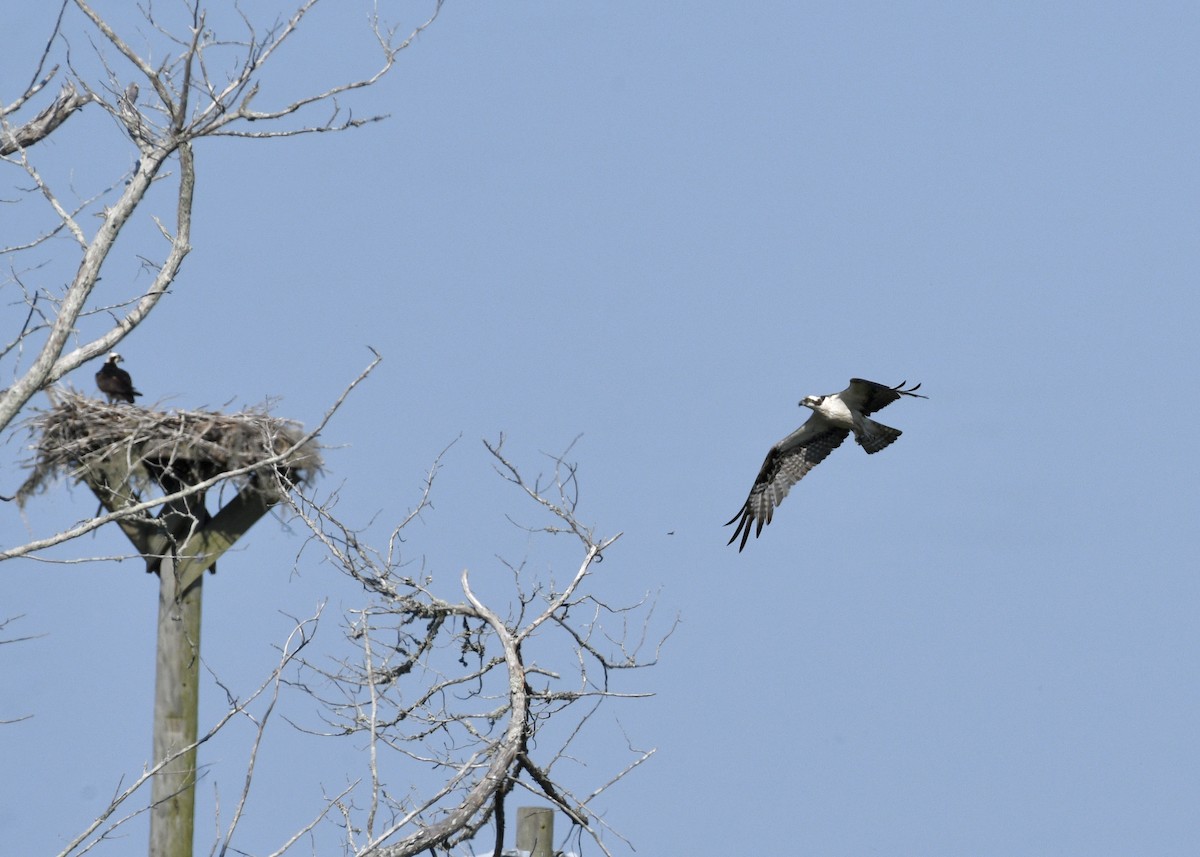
855,419,901,454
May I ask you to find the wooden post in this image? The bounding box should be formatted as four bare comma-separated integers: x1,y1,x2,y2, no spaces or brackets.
516,807,554,857
148,555,202,857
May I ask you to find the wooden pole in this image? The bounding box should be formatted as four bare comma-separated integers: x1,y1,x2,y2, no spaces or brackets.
516,807,554,857
148,555,202,857
81,460,283,857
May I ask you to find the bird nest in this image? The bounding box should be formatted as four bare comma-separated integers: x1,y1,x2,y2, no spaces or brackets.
16,388,322,507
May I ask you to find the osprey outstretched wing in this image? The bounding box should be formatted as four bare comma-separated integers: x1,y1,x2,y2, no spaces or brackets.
725,379,926,551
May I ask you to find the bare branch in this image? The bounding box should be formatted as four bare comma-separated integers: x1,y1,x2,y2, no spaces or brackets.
199,1,444,139
284,440,665,856
0,82,93,155
214,607,325,856
70,0,176,113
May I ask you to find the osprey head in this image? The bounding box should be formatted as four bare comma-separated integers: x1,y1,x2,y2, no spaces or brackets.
799,394,825,410
107,352,123,364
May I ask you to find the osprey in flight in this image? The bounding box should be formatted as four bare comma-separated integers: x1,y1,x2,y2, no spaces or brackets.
726,379,927,551
95,352,142,404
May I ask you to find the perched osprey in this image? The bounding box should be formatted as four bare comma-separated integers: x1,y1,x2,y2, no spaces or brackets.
726,379,927,551
95,352,142,404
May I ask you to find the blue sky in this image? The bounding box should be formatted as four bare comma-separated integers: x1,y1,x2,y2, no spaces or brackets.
3,2,1200,855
